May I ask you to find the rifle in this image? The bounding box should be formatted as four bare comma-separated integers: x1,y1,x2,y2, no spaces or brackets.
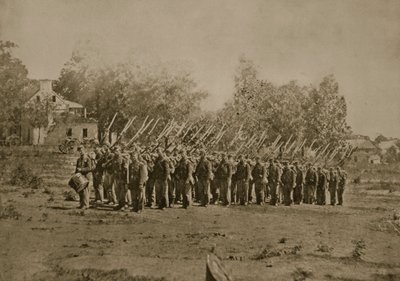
147,118,160,136
101,112,118,143
111,116,136,147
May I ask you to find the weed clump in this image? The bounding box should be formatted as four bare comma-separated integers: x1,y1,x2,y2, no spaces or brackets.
316,243,333,253
292,267,313,281
0,204,21,220
253,244,302,260
352,239,366,260
9,163,43,189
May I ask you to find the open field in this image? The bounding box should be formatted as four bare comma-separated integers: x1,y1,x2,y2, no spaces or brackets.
1,148,400,281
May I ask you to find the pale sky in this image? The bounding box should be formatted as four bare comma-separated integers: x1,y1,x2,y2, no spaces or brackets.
1,0,399,138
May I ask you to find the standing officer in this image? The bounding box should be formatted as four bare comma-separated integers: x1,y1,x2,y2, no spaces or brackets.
251,156,267,205
293,162,304,204
235,155,251,206
267,159,280,206
153,148,170,210
216,153,232,206
195,150,212,207
75,145,93,209
328,167,338,205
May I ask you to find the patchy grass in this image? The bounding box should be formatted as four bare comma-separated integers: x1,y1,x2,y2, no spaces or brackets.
32,268,169,281
252,243,303,260
0,204,21,220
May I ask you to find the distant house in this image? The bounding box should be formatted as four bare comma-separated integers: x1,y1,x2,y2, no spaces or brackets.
19,80,98,145
347,137,381,164
377,139,400,154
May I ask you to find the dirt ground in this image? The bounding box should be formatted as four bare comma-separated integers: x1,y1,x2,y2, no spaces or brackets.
1,149,400,281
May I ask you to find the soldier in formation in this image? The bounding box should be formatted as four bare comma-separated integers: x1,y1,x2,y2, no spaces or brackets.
72,144,348,212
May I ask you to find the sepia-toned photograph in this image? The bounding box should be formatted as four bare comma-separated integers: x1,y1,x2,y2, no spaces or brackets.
0,0,399,280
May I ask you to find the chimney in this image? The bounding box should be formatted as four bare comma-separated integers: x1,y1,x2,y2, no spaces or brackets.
39,79,53,92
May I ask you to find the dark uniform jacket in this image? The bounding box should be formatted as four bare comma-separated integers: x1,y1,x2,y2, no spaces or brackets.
216,159,232,181
295,167,304,186
338,170,347,189
328,171,338,189
175,159,193,182
195,157,212,180
305,168,318,186
235,161,251,181
267,164,280,185
317,171,327,190
129,160,148,186
75,154,93,176
281,166,295,188
153,156,170,181
251,162,266,182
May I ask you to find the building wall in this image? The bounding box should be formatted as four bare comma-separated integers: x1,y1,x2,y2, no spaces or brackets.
20,119,98,145
44,122,98,145
351,150,381,164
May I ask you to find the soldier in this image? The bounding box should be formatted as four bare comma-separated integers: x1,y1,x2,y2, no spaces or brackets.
102,146,118,205
229,154,238,204
216,153,232,206
304,163,318,204
246,155,254,203
145,153,156,208
113,148,129,211
280,161,295,206
195,150,212,207
210,152,220,204
316,167,327,205
235,155,251,206
251,156,267,205
166,150,176,208
328,167,338,205
93,147,105,205
337,167,347,205
153,148,170,210
75,145,93,209
293,162,304,204
128,152,148,213
175,151,194,208
267,159,280,206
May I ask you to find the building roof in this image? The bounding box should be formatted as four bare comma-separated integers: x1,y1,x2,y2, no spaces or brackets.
378,140,400,153
347,138,378,151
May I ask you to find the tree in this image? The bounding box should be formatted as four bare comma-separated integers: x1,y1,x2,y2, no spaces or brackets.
54,48,208,142
23,95,55,145
0,40,30,134
303,75,350,147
